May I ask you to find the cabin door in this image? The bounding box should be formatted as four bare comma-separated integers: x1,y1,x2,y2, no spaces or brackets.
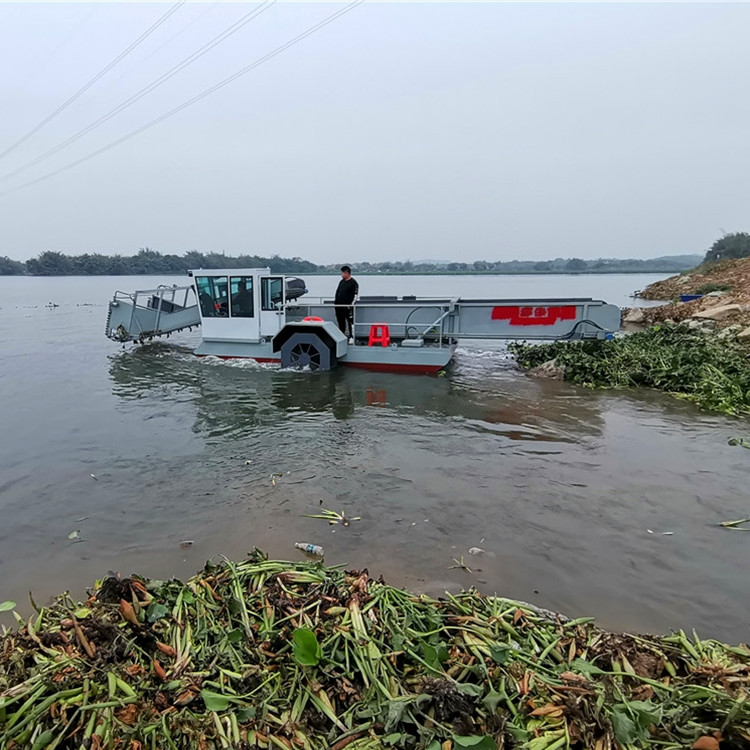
259,277,285,338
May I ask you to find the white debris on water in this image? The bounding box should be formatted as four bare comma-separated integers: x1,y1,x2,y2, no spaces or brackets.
198,356,277,370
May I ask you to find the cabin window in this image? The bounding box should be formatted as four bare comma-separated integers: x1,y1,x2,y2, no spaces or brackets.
230,276,254,318
261,277,283,311
195,276,228,317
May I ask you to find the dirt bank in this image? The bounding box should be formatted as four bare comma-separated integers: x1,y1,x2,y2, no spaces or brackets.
638,257,750,302
627,257,750,334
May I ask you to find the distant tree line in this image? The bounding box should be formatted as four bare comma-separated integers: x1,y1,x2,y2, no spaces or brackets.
0,248,705,276
319,255,703,275
0,249,319,276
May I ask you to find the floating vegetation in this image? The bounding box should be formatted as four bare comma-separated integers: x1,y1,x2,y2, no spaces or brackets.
1,552,749,749
303,509,361,527
510,324,750,415
718,518,750,531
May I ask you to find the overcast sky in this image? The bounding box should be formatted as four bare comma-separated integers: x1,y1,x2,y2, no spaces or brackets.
0,1,748,263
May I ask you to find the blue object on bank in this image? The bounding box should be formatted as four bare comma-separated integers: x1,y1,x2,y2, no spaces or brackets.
680,294,703,303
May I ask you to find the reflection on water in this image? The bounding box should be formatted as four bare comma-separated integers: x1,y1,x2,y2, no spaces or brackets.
107,342,606,444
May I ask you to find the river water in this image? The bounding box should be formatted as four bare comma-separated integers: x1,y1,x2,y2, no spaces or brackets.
1,273,748,642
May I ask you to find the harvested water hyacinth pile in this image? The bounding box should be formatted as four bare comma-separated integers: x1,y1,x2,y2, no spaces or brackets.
1,553,749,750
509,324,750,416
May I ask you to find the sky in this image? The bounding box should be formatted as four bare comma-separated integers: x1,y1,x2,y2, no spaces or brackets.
0,1,748,264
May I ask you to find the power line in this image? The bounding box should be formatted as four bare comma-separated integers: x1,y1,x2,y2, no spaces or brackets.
84,3,217,105
0,1,364,199
0,1,185,162
1,1,275,183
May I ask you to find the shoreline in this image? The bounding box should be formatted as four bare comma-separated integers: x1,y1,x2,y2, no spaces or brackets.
2,270,679,278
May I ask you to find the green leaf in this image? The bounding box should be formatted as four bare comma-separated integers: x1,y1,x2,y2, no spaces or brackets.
145,602,169,622
569,658,605,676
425,742,442,750
73,607,91,619
610,702,659,745
455,682,484,698
505,724,529,742
182,590,195,603
31,729,55,750
489,643,511,665
226,629,243,643
453,736,497,750
0,601,17,613
292,628,321,666
421,642,449,671
236,706,256,722
627,700,661,726
383,695,428,733
610,707,640,744
482,688,504,714
201,689,231,712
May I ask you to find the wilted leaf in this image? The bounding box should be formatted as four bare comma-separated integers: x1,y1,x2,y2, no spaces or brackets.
530,704,564,717
292,628,321,666
116,704,139,726
560,671,588,684
692,738,720,750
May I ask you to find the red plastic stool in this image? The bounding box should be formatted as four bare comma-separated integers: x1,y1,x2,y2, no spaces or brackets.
368,323,391,347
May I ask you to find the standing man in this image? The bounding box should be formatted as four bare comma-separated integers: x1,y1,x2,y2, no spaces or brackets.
334,265,359,340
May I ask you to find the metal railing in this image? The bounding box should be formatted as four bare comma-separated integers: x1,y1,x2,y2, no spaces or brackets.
289,298,458,347
109,284,197,340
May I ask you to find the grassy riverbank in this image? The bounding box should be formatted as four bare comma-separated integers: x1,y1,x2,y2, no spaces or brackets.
1,553,749,749
510,324,750,416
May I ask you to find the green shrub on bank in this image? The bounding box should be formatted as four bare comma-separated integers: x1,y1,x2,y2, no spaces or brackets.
695,283,732,295
509,324,750,415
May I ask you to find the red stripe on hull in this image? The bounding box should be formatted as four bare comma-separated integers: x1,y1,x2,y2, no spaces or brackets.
341,361,445,375
195,355,445,374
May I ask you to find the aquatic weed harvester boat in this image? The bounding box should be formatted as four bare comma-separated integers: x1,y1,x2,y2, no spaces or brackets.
105,269,620,374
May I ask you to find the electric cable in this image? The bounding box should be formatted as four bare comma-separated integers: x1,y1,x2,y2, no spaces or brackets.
0,1,275,182
0,1,364,198
0,1,185,161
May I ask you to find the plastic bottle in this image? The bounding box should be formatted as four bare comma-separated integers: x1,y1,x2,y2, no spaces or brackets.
295,542,324,557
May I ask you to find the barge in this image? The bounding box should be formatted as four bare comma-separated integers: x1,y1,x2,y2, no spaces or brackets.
105,268,620,374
